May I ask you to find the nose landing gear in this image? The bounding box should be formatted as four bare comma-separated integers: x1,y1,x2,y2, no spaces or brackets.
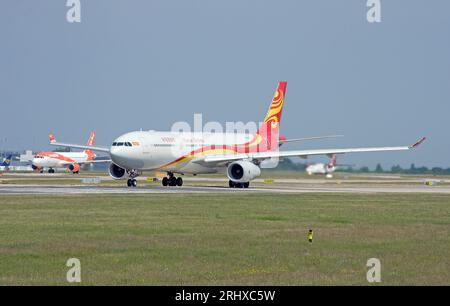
126,169,140,188
162,172,183,187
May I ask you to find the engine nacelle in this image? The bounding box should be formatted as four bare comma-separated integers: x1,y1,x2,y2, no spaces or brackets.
109,163,127,180
68,163,80,173
227,160,261,183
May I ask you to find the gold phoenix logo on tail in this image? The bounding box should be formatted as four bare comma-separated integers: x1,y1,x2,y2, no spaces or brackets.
263,81,287,126
253,81,288,152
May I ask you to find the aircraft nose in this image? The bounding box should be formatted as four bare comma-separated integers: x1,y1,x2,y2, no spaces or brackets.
110,147,130,167
110,147,123,161
110,145,144,169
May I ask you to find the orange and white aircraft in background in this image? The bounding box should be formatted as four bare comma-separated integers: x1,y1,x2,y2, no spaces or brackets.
32,132,110,174
50,81,426,187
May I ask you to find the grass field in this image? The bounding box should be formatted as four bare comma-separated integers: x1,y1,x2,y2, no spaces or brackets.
0,193,449,285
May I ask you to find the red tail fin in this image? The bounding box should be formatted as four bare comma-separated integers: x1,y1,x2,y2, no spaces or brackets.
328,154,337,167
87,131,95,146
255,81,287,151
263,81,287,125
84,131,96,161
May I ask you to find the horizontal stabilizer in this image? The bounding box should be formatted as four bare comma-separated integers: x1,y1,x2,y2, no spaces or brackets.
280,135,344,144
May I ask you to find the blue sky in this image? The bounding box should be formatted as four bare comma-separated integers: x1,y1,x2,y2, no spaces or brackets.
1,0,449,167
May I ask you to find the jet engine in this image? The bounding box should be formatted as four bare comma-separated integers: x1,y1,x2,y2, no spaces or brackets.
109,163,126,180
227,160,261,183
68,163,80,173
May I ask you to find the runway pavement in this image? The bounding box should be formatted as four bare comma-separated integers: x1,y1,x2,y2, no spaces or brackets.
3,172,450,185
1,172,450,195
1,183,450,195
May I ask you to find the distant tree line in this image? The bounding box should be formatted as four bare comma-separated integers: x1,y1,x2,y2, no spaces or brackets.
354,163,450,176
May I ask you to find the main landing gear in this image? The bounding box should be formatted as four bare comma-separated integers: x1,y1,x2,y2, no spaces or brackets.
162,172,183,187
48,168,55,174
229,180,249,188
127,178,137,188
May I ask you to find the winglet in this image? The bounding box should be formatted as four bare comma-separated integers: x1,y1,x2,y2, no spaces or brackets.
410,137,426,149
49,133,56,143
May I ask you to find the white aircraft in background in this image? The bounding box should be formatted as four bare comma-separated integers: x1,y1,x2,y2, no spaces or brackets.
50,81,425,188
306,154,352,178
32,132,110,173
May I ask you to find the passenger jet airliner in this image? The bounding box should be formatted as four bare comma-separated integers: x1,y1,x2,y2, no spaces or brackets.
306,154,341,178
50,81,425,187
33,132,110,173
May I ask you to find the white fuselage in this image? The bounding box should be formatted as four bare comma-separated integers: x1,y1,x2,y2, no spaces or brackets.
110,131,255,174
32,152,92,169
306,163,336,175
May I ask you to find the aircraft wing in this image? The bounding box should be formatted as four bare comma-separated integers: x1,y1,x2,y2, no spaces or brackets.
197,137,426,166
59,159,112,165
50,142,110,153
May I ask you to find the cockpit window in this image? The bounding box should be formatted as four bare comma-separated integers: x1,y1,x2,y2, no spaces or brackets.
112,142,133,147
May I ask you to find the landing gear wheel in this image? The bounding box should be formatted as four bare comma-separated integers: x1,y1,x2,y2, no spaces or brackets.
127,179,137,187
48,169,54,174
229,180,235,188
243,182,250,188
163,172,183,187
